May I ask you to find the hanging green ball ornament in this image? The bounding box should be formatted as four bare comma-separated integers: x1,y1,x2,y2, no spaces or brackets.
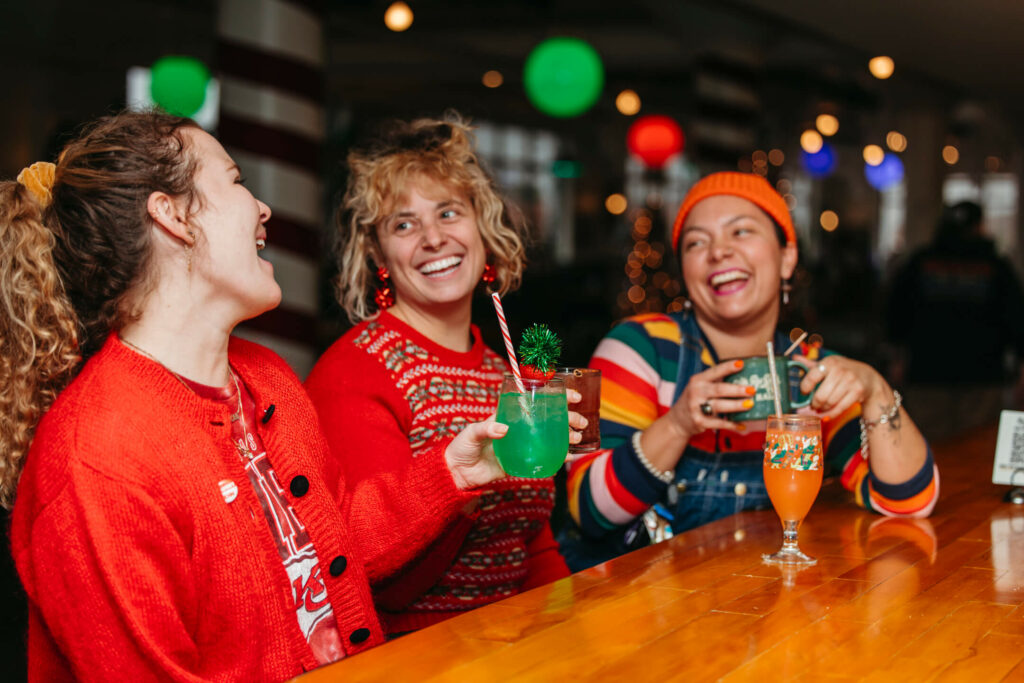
523,37,604,118
150,56,211,118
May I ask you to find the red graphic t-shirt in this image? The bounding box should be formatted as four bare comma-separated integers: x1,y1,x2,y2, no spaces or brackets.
182,371,344,665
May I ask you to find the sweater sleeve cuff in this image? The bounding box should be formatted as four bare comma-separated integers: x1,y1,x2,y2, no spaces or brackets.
868,447,936,500
609,439,672,505
407,442,480,518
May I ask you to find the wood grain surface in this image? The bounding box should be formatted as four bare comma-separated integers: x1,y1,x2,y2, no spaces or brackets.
297,427,1024,682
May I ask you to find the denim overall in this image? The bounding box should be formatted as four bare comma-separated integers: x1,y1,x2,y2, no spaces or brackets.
556,312,780,571
661,311,777,533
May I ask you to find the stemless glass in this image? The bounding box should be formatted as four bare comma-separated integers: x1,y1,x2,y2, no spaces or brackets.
492,373,569,478
762,414,823,565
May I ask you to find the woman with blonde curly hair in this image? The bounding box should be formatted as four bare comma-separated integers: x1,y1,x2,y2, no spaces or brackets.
306,114,575,635
2,110,512,681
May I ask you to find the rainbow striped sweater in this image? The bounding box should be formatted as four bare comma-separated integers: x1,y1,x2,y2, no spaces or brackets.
567,312,940,538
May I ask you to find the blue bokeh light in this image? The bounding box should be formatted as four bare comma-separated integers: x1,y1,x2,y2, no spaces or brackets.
800,143,837,177
864,153,905,190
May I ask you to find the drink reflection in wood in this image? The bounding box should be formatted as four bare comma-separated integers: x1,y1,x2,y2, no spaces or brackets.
762,414,823,565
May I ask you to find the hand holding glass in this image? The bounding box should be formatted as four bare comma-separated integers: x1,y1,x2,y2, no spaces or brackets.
762,414,823,565
493,373,569,478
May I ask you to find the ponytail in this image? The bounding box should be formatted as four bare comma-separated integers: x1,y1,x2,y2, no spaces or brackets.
0,180,80,509
0,110,199,509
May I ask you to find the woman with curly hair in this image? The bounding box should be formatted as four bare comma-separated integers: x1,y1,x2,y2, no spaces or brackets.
306,114,574,635
2,110,511,681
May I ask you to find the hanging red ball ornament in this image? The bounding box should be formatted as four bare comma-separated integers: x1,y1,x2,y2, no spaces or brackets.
626,115,685,169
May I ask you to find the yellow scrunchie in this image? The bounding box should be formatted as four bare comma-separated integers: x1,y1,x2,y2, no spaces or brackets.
16,161,56,208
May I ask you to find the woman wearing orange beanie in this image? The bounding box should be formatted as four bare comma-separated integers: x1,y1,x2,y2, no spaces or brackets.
559,172,938,570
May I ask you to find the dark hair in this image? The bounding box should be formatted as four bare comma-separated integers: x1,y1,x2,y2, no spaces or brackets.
0,110,200,509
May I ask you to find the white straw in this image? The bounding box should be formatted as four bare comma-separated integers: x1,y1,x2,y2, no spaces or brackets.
783,331,808,356
766,341,783,417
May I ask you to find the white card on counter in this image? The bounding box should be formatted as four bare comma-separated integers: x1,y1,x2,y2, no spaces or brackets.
992,410,1024,485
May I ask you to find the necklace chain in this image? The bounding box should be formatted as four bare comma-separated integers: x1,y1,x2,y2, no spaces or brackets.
119,337,247,449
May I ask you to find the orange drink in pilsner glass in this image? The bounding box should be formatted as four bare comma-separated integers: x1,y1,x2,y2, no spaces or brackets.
762,414,823,565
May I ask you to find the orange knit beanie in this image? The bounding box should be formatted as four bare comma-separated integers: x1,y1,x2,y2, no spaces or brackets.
671,172,796,251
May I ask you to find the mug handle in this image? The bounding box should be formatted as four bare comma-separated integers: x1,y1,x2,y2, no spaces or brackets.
787,359,815,409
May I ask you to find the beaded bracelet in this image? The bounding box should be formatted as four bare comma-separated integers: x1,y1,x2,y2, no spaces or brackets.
632,430,674,484
859,389,902,460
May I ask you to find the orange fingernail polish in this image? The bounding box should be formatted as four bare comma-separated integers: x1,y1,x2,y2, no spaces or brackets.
734,360,744,369
742,399,754,409
822,416,831,423
745,386,756,396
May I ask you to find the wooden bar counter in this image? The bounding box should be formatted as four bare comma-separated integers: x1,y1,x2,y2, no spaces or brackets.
299,427,1024,681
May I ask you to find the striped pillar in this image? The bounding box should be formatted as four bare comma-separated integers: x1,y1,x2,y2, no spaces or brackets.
216,0,325,377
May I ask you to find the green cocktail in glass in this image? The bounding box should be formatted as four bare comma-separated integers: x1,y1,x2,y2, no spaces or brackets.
493,373,569,478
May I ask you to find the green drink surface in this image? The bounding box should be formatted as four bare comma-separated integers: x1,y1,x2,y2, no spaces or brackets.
493,392,569,478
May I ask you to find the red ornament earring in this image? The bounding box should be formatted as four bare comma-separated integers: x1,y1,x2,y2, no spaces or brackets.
374,266,394,310
481,263,497,289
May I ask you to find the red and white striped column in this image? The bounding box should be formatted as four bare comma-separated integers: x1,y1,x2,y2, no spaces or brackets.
217,0,324,377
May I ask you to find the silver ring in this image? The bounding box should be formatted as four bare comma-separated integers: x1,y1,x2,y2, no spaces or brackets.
700,400,714,416
817,363,827,375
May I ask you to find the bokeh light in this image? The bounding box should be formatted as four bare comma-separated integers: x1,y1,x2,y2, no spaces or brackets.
384,2,414,31
615,89,641,116
865,153,904,190
800,129,823,154
800,142,837,177
482,70,503,88
869,55,895,79
820,210,839,231
626,115,684,169
768,149,785,166
816,114,839,136
985,156,1002,173
150,56,211,117
863,144,885,166
605,193,628,214
942,145,960,165
886,131,907,152
523,37,604,118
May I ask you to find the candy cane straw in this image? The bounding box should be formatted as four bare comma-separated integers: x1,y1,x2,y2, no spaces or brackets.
491,292,526,393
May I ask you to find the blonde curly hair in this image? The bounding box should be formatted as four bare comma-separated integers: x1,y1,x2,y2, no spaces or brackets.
0,110,199,509
334,113,528,322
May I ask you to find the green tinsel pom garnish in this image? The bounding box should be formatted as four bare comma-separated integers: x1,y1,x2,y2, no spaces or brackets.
518,323,562,372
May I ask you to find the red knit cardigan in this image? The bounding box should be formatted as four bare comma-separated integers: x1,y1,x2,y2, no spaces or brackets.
10,334,471,682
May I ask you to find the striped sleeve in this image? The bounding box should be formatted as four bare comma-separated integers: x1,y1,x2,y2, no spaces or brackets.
568,316,678,537
824,401,939,518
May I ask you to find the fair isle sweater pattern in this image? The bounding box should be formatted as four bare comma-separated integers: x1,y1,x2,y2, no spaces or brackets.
351,320,555,613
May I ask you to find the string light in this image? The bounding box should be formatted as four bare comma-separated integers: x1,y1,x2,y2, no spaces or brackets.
800,130,823,154
816,114,839,136
605,193,628,215
768,149,785,166
869,56,894,79
820,210,839,232
482,70,503,88
886,131,907,152
384,2,413,31
615,89,641,116
863,145,885,166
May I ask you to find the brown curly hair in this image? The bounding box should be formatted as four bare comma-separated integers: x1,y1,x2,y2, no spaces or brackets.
335,113,529,322
0,110,199,509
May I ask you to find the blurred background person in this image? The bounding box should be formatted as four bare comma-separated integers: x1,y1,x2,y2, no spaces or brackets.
306,114,574,636
886,200,1024,442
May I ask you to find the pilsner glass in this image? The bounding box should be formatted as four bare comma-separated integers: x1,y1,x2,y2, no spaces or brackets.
493,373,568,478
762,414,823,565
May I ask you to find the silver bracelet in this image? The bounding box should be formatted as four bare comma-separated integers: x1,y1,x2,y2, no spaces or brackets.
859,389,902,460
632,430,674,484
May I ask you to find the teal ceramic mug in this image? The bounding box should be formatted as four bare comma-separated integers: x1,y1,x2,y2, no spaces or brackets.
724,356,816,421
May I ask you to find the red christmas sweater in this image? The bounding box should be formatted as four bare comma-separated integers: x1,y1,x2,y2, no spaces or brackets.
306,312,569,634
11,334,473,682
